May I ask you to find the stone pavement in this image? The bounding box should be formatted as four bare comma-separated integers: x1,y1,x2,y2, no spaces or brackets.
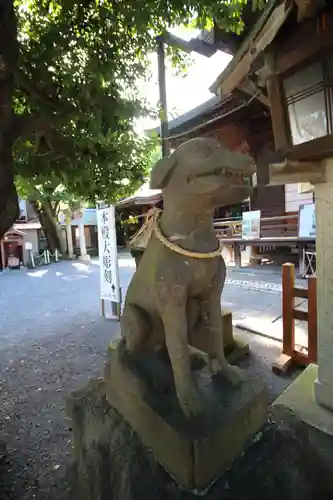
0,254,302,499
0,254,308,349
225,266,309,349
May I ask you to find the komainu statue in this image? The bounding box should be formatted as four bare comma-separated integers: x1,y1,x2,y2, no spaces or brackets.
68,137,268,494
118,137,255,416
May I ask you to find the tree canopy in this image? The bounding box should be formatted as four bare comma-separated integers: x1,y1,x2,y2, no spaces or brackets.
0,0,265,238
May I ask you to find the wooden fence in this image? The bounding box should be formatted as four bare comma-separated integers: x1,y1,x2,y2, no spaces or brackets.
213,213,298,240
272,262,317,374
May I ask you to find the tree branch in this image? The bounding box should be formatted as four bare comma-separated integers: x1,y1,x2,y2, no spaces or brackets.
15,70,60,110
12,112,72,158
53,200,60,215
12,113,48,139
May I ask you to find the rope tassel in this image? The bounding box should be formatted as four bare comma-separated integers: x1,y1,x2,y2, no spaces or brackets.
129,208,162,250
129,208,222,259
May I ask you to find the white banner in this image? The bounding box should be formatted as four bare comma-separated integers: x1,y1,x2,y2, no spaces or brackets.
97,205,120,303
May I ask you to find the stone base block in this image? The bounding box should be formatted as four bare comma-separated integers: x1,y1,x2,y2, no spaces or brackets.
104,345,267,491
225,330,250,364
189,311,249,364
66,378,333,500
314,378,333,414
78,254,91,262
275,364,333,435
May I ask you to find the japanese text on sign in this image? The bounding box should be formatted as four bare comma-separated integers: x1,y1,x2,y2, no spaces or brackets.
97,206,120,303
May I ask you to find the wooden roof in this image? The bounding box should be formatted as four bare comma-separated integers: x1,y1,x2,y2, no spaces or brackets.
210,0,326,99
166,92,272,154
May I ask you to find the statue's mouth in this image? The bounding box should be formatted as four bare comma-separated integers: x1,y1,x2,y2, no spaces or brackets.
188,166,252,187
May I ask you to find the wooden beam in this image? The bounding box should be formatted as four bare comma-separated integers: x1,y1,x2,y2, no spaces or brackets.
294,0,325,22
275,9,333,74
269,159,324,185
0,238,5,270
237,80,270,107
266,76,290,151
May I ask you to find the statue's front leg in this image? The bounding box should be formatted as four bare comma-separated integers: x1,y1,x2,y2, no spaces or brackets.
158,284,202,418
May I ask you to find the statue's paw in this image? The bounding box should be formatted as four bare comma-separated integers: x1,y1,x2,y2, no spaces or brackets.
216,364,244,386
178,384,203,418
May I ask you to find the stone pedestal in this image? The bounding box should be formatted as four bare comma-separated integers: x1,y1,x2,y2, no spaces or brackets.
104,343,267,491
67,377,333,500
189,310,249,363
314,160,333,411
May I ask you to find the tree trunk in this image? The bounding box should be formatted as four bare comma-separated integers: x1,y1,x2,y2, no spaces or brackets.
31,199,66,254
43,199,67,254
0,0,19,238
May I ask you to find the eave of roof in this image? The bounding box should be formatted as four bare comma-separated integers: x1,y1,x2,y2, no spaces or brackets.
116,184,162,208
146,96,221,136
209,0,280,95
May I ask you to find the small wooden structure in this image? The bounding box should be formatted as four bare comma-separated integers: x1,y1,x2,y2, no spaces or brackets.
211,0,332,184
0,229,24,270
272,262,317,374
149,28,315,265
200,0,333,411
116,185,163,260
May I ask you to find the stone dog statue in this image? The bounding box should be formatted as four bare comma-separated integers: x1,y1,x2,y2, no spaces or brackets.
119,137,254,417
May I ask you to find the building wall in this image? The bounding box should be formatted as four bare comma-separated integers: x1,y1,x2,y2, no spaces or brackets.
22,230,39,264
73,225,97,249
250,185,285,217
285,183,313,213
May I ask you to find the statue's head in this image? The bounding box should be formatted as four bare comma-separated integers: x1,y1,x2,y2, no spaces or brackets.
150,137,254,211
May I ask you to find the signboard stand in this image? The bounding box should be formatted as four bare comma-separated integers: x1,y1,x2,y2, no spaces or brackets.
241,210,261,240
97,204,121,320
100,295,122,320
298,203,316,277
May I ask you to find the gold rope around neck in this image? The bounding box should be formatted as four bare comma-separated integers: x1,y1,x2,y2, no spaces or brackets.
154,213,222,259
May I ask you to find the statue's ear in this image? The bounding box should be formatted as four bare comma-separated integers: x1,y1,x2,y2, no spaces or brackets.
150,156,176,189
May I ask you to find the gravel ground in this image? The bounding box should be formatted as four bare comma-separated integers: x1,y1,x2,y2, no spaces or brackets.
0,256,299,499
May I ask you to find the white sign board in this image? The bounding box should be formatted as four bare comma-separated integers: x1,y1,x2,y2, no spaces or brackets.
97,206,120,304
8,256,20,268
298,203,316,238
241,210,261,240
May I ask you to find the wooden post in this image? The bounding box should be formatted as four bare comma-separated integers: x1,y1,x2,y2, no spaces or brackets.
273,262,295,373
234,243,242,267
282,263,295,356
0,238,5,270
157,37,169,158
29,250,35,268
307,275,317,363
273,262,317,374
